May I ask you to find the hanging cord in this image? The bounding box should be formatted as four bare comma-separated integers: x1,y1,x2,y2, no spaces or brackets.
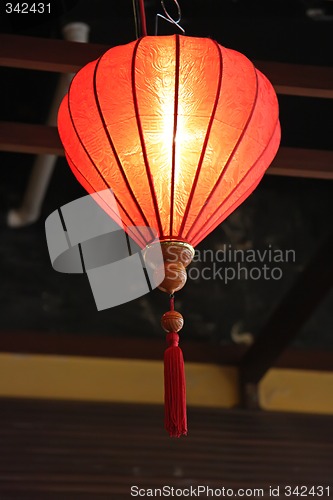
132,0,139,38
170,293,175,311
132,0,147,37
155,0,185,35
139,0,148,36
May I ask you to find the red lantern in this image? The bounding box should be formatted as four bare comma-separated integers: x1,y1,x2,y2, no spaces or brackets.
58,35,280,437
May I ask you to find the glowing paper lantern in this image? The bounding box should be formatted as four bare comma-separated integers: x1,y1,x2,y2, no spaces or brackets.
58,35,280,437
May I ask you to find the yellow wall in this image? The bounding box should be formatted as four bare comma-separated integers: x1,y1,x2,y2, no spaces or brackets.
260,368,333,415
0,353,332,415
0,353,239,408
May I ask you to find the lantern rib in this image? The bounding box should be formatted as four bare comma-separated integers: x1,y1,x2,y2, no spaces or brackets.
131,38,164,238
66,76,147,248
190,119,280,246
185,60,259,242
178,39,223,238
170,34,180,237
92,54,156,244
64,149,146,247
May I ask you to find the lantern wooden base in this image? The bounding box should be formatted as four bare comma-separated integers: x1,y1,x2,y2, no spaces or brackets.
158,241,194,294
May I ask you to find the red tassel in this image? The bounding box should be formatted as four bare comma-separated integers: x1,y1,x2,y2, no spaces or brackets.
164,332,187,437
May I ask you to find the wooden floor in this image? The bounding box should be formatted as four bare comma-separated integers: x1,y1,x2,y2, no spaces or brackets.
0,399,332,499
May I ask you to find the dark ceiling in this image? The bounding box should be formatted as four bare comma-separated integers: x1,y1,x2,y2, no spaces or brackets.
0,0,332,356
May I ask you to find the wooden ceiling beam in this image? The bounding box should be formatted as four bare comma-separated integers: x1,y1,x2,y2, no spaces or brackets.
1,331,333,372
0,331,244,365
0,34,108,73
268,146,333,180
0,121,63,156
1,121,333,180
1,34,333,98
255,60,333,99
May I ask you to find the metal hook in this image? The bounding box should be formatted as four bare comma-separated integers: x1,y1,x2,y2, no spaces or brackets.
155,0,185,35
